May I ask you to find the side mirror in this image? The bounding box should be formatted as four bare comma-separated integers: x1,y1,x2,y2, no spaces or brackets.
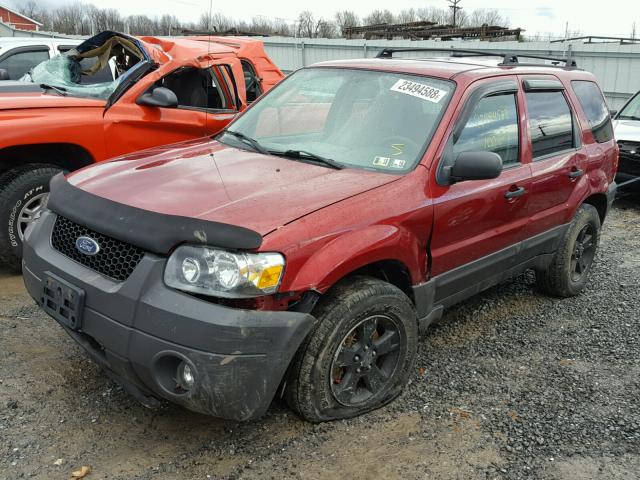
448,151,503,183
609,109,618,118
137,87,178,108
0,68,9,81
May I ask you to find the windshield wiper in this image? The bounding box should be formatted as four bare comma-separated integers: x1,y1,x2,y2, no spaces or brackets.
272,149,344,170
618,114,640,121
40,83,67,96
223,130,270,155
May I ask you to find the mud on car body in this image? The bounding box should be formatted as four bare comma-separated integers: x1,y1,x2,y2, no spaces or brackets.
23,49,617,422
0,30,284,271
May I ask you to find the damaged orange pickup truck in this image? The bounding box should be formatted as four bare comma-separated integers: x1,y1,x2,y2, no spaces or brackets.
0,30,283,270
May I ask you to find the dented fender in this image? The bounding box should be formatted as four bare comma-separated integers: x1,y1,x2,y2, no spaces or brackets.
286,223,426,293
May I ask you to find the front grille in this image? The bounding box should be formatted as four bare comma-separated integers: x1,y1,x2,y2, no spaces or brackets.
51,216,145,281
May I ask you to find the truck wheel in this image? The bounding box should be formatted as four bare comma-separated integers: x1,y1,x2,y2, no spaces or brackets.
285,276,418,422
535,204,601,297
0,165,61,272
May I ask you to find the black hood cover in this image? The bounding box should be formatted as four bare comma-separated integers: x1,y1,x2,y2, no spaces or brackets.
47,173,263,254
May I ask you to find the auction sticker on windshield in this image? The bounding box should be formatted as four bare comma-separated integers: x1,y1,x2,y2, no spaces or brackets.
390,79,447,103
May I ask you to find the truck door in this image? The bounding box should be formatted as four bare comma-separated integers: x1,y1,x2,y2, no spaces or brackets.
103,59,242,158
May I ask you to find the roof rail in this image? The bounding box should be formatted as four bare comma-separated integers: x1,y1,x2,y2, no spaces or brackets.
375,47,578,68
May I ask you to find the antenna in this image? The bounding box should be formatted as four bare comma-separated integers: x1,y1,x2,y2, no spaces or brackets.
205,0,213,138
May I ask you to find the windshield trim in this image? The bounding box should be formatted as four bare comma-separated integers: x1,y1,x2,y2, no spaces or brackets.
218,66,457,175
617,91,640,120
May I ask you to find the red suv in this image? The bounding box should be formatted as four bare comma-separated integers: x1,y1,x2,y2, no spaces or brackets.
22,49,618,422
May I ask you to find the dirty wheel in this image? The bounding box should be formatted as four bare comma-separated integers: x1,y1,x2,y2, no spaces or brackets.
330,314,403,406
285,276,418,422
535,203,601,297
0,165,61,272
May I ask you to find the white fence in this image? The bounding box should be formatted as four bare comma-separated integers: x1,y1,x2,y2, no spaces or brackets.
260,37,640,110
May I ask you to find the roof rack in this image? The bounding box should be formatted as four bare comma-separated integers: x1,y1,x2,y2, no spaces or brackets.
375,47,578,68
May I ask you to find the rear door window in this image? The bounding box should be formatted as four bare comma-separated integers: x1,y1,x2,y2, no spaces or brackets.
0,48,49,79
241,60,262,103
525,91,575,159
571,80,614,143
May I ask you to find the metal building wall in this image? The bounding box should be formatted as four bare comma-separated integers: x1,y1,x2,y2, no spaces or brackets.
260,37,640,110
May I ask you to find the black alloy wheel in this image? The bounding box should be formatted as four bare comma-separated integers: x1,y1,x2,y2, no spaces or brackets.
330,314,402,407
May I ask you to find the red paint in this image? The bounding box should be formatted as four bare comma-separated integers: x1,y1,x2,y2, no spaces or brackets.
66,60,617,302
0,35,284,167
0,6,40,31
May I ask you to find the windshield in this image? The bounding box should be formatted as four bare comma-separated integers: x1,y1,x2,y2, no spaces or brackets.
619,93,640,120
220,68,454,172
20,34,144,100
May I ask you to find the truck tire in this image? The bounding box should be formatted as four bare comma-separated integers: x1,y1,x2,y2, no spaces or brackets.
535,204,601,297
285,276,418,422
0,165,61,272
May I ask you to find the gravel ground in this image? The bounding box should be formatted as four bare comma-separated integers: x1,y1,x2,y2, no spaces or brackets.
1,194,639,480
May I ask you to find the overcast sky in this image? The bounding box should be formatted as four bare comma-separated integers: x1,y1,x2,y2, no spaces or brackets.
39,0,640,38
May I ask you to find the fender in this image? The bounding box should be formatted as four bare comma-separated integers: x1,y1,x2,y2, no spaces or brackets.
287,224,426,293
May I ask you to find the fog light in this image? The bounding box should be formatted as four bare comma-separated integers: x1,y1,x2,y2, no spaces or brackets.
179,362,195,389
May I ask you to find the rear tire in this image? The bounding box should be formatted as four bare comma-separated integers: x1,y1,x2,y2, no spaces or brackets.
535,204,601,297
0,165,61,272
285,276,418,422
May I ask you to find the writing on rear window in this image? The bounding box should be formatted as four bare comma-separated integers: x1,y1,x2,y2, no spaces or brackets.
390,79,447,103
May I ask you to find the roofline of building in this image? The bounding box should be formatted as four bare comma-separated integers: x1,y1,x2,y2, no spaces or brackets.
0,3,43,26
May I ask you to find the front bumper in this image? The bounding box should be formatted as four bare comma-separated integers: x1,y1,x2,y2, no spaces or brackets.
23,211,315,421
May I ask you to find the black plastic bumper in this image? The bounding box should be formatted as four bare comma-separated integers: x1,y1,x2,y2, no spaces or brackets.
22,211,315,421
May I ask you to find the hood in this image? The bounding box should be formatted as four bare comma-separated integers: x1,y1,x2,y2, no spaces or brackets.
613,119,640,143
67,139,401,236
0,84,104,110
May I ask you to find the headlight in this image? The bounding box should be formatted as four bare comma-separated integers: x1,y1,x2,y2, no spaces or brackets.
164,245,285,298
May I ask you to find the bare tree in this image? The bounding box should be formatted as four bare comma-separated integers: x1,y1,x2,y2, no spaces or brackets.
335,10,359,35
127,14,156,35
13,0,39,19
364,9,395,25
270,18,291,36
416,7,449,25
51,3,86,35
13,1,515,38
467,9,508,27
396,9,417,24
296,10,315,38
316,19,336,38
210,13,235,32
198,12,213,31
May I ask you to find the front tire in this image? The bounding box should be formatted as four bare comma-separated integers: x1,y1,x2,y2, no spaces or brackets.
0,166,61,272
535,204,601,297
285,277,418,422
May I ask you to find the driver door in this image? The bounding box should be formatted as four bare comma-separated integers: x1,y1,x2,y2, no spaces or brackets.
429,77,532,297
103,59,242,158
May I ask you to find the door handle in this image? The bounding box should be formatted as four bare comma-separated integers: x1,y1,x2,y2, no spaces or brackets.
569,168,584,179
504,186,527,199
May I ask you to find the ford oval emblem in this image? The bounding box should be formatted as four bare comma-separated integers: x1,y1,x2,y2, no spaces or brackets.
75,236,100,256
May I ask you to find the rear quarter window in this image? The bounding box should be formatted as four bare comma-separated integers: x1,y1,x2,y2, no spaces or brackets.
571,80,614,144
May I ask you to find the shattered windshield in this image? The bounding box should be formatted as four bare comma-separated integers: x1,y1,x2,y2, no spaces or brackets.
219,68,454,173
20,33,144,100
